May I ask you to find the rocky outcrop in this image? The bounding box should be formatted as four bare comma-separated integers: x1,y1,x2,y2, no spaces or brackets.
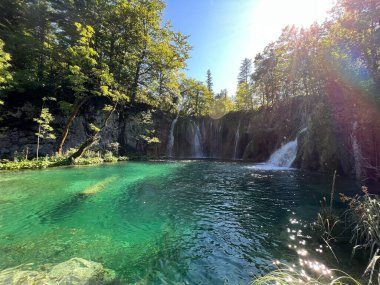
0,101,171,159
0,258,117,285
1,89,379,182
165,94,380,183
169,97,307,161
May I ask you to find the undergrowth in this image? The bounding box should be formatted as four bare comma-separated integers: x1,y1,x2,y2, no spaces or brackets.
0,149,129,170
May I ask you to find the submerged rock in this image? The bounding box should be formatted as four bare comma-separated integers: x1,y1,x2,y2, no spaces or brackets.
80,176,117,196
0,258,116,285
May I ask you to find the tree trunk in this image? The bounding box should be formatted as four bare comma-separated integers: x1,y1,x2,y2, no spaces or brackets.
69,104,116,161
69,136,99,161
130,50,146,105
56,97,88,155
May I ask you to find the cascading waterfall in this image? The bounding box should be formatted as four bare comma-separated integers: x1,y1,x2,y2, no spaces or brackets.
192,121,204,158
166,117,178,158
233,120,241,160
266,128,307,168
267,140,298,167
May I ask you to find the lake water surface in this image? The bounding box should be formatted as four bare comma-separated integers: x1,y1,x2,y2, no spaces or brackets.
0,161,367,284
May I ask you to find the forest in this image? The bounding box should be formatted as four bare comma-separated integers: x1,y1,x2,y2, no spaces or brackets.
0,0,380,284
0,0,379,166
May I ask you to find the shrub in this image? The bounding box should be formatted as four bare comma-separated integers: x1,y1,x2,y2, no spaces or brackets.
103,151,117,163
72,157,104,165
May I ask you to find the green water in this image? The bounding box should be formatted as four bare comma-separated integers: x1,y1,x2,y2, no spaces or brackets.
0,161,368,284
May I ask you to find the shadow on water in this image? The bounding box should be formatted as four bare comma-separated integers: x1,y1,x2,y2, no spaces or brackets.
39,193,89,223
40,176,118,224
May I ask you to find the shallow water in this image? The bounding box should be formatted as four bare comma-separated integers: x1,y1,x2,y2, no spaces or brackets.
0,161,369,284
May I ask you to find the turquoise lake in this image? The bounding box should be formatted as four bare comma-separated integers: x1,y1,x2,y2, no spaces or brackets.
0,161,368,284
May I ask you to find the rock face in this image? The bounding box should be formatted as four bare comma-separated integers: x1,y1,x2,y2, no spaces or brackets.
0,258,117,285
0,101,171,159
166,94,380,183
169,97,307,161
1,90,380,182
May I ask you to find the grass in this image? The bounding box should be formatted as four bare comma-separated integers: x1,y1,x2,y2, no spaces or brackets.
312,180,380,284
340,186,380,284
251,268,362,285
314,171,341,262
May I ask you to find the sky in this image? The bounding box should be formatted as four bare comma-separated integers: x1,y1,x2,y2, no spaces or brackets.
163,0,335,96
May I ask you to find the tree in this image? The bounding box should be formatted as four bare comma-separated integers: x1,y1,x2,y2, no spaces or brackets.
34,97,56,160
210,89,234,118
180,78,214,116
237,58,252,85
56,22,128,155
329,0,380,99
206,69,213,93
129,110,160,151
236,83,255,110
0,39,12,105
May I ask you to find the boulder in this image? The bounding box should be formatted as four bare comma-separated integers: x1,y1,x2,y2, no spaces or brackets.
0,258,117,285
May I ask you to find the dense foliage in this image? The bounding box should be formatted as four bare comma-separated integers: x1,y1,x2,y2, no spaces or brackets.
236,0,379,109
0,0,192,158
0,0,378,162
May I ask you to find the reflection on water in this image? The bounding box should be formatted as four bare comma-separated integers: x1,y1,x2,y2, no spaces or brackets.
0,161,368,284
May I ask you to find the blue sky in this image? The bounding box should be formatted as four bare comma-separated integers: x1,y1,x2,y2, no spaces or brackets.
163,0,334,97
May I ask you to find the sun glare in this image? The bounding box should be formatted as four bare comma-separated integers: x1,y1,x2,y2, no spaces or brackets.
257,0,334,28
239,0,335,68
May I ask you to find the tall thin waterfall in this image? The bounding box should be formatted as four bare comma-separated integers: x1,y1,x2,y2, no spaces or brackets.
218,123,223,158
266,128,307,168
233,120,241,160
193,121,204,158
166,117,178,158
351,122,362,179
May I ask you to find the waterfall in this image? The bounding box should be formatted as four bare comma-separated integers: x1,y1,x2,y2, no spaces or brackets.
193,121,204,158
218,122,223,159
233,120,241,160
351,122,362,179
166,117,178,158
267,139,298,167
265,128,307,168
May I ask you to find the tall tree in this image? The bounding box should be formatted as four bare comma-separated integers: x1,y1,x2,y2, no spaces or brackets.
237,58,252,85
329,0,380,99
57,22,127,155
206,69,213,93
236,83,255,110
